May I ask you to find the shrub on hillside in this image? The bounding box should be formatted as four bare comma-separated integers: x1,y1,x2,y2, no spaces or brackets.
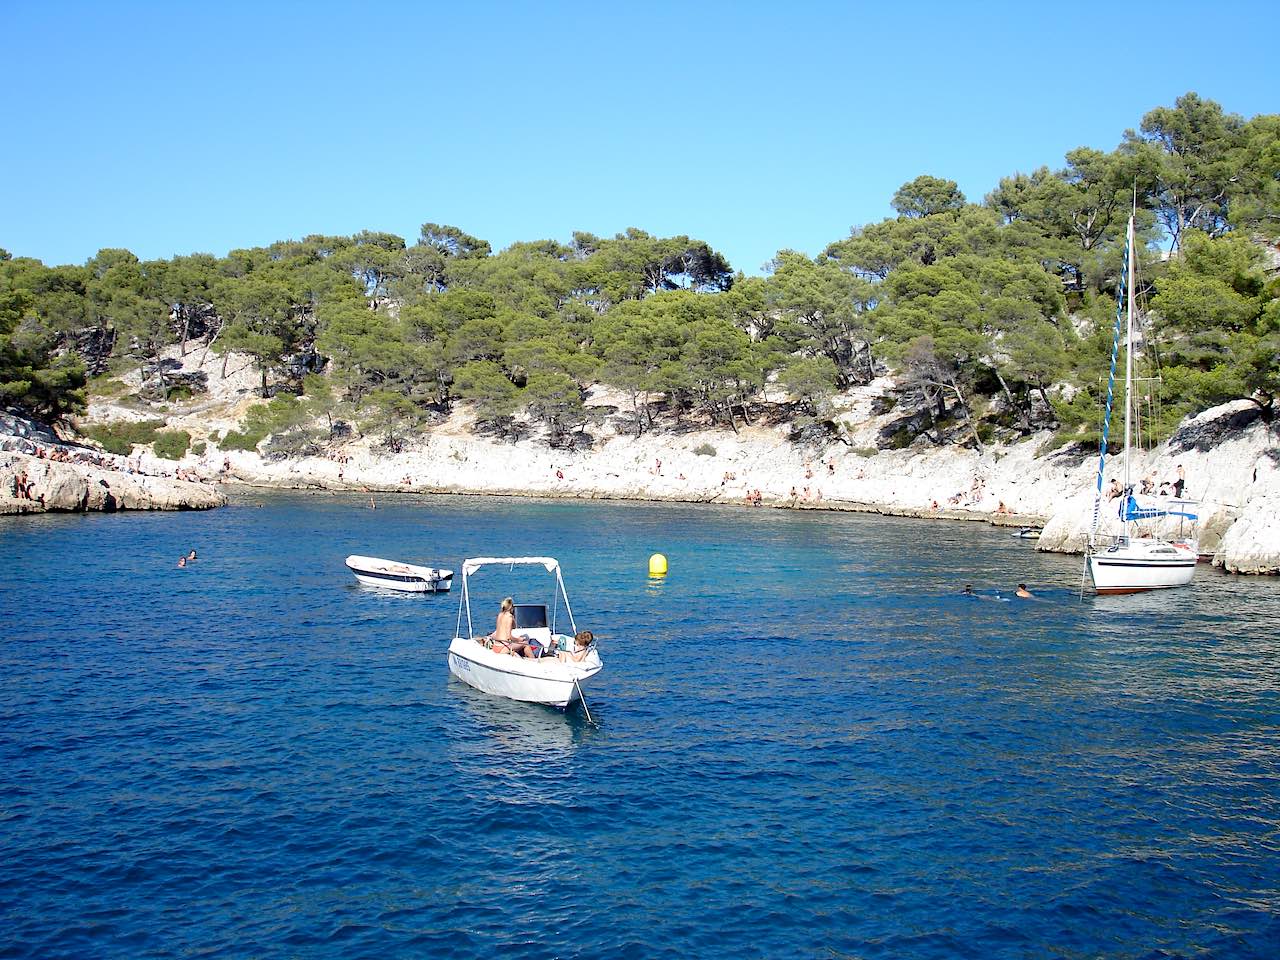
81,419,166,455
152,430,191,461
220,428,267,452
693,443,716,456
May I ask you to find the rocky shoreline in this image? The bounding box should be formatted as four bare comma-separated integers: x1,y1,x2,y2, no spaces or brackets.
6,370,1277,576
191,398,1276,576
0,416,225,514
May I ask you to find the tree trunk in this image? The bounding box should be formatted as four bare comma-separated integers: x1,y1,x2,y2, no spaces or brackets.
631,391,644,438
948,377,984,455
924,388,943,444
993,368,1030,431
1036,383,1053,420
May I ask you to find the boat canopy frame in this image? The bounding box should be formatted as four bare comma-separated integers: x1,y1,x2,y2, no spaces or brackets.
454,556,578,641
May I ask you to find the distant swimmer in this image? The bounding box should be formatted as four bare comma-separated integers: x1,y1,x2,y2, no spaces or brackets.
177,556,187,568
962,584,975,596
187,549,198,561
1015,583,1033,599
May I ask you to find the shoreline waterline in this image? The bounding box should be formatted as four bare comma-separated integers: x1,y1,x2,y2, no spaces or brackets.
217,479,1048,529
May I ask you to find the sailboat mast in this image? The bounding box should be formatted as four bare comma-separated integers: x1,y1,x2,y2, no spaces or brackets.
1122,214,1135,504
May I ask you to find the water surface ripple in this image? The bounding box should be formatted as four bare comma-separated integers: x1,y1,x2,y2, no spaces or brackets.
2,494,1278,958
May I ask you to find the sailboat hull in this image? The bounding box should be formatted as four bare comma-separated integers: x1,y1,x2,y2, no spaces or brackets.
1088,539,1198,594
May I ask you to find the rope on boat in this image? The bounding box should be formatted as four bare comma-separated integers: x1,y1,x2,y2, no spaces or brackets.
573,674,597,727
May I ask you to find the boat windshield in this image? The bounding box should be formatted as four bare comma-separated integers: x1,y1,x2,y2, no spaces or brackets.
514,604,548,629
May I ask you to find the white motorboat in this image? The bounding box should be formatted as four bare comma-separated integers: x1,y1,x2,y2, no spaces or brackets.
1084,212,1198,595
345,555,454,593
446,556,603,708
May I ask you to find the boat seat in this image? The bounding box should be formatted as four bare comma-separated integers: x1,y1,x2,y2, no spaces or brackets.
513,604,552,646
518,627,553,645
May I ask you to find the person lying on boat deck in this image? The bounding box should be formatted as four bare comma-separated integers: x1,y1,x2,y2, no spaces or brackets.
479,597,529,654
557,630,595,663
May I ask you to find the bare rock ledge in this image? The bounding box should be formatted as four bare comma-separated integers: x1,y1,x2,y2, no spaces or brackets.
0,452,226,514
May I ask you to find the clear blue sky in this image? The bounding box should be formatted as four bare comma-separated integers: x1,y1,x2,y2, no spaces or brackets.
3,1,1276,275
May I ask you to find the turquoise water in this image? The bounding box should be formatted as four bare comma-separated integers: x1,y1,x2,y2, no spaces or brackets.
2,493,1278,958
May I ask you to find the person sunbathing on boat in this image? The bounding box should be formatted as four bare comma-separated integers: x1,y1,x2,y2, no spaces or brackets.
557,630,595,663
480,597,529,655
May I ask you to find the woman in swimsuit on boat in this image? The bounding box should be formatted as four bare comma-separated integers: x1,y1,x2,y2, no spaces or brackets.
480,597,528,655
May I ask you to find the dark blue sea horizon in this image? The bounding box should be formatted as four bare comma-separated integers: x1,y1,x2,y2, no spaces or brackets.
2,493,1278,959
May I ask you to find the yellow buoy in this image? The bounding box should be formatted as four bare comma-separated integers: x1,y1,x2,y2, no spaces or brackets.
648,553,668,577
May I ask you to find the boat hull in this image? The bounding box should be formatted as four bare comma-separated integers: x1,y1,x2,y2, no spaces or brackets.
345,555,453,593
1088,539,1198,594
350,570,452,592
446,636,602,708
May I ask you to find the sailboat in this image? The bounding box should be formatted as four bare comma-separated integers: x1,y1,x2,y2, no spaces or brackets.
1085,213,1199,594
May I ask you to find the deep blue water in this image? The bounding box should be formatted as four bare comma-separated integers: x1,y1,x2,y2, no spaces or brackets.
2,493,1278,959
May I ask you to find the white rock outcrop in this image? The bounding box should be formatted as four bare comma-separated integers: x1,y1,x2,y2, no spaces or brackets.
1216,496,1280,575
0,452,225,514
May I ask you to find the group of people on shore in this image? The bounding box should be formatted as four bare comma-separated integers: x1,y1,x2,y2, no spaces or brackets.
475,597,594,662
9,469,42,504
4,438,213,485
1106,465,1188,500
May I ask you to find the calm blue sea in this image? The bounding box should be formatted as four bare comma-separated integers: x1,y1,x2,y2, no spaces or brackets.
2,493,1278,959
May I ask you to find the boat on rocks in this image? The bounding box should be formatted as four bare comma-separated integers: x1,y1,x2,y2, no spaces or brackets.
446,556,603,709
1085,212,1198,595
345,555,454,592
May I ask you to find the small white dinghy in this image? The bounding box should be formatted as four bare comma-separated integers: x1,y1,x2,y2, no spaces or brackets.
446,556,603,709
345,555,454,593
